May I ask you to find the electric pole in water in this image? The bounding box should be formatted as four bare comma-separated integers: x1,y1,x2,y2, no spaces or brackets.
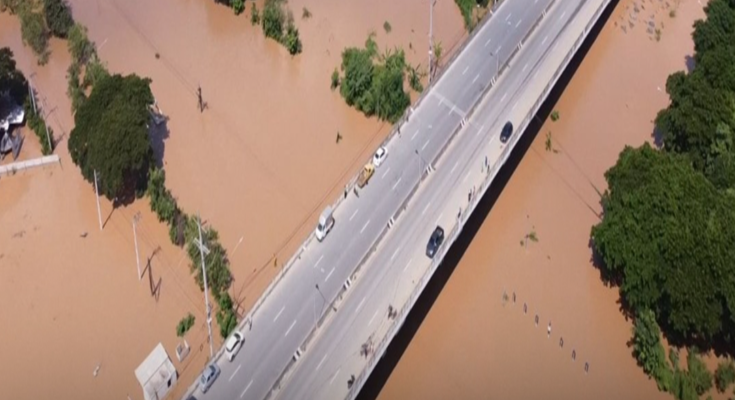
93,170,103,231
194,214,214,358
133,212,142,280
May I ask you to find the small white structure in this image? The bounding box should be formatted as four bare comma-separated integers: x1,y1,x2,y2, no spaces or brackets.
135,343,178,400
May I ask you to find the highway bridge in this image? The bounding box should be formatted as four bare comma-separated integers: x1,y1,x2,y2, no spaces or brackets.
185,0,614,398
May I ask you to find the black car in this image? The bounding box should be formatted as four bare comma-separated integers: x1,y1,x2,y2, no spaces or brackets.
500,121,513,143
426,226,445,258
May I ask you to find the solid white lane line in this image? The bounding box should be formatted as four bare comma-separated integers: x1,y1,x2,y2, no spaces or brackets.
422,202,432,216
505,12,512,21
472,74,480,84
368,310,379,326
515,18,522,28
360,220,371,234
411,130,419,140
484,37,492,47
422,138,431,151
349,209,359,221
315,254,324,268
325,267,335,282
495,45,502,54
285,319,297,337
381,166,391,179
450,161,459,174
391,248,400,261
240,380,254,398
403,258,413,272
330,369,341,385
541,35,548,45
462,66,469,75
356,297,366,313
316,353,328,371
522,63,529,72
229,365,242,382
392,177,402,191
500,92,507,103
274,306,285,322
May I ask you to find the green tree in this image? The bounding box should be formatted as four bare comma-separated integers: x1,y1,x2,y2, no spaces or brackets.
716,361,735,393
632,308,673,390
185,218,232,298
67,23,96,64
250,2,260,25
686,350,714,396
262,0,285,41
283,19,302,55
216,292,238,338
176,313,196,337
19,5,49,64
592,144,735,344
0,47,29,105
231,0,244,15
68,74,155,201
43,0,73,38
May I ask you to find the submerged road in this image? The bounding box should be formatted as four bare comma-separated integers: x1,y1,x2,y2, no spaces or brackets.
193,0,585,398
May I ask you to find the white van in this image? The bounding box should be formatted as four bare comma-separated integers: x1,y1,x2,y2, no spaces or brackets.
315,206,335,242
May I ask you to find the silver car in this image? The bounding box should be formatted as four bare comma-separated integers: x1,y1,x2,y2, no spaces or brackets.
199,364,221,393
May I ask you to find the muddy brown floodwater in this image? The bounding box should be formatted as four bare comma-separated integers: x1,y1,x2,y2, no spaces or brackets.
375,1,718,400
1,0,464,399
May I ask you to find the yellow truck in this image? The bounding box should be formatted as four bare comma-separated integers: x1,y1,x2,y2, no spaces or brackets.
357,163,375,188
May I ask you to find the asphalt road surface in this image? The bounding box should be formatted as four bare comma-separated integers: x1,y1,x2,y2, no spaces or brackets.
272,0,592,398
196,0,573,399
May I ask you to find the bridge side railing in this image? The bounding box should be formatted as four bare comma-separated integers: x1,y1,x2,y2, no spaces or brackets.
344,0,612,397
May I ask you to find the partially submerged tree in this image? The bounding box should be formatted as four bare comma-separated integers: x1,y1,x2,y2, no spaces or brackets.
43,0,73,38
68,74,155,202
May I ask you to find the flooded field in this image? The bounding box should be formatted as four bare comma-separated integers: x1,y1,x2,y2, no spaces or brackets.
374,0,709,399
0,0,463,398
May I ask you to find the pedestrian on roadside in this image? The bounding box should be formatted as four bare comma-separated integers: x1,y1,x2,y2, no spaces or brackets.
559,337,564,347
572,349,576,360
523,303,527,314
547,321,552,337
535,315,539,326
585,362,589,373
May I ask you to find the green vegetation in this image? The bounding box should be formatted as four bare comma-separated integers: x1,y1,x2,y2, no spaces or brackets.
407,64,425,93
262,0,302,55
19,3,50,64
250,2,260,25
550,110,560,121
383,21,392,34
454,0,491,31
330,68,339,91
68,74,154,201
232,0,245,15
43,0,73,38
591,2,735,399
715,361,735,393
176,313,196,337
216,292,238,338
336,34,411,123
1,47,55,154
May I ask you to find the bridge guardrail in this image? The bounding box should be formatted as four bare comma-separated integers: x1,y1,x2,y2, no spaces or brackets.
344,0,612,397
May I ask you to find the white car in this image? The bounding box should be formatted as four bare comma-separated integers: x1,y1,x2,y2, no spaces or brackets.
373,146,388,167
225,331,244,362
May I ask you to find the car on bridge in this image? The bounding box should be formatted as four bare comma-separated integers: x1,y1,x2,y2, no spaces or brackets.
425,226,445,258
500,121,514,144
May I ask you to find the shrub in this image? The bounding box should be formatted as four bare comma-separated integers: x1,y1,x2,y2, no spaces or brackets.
262,0,285,41
176,313,196,337
216,292,238,338
716,361,735,393
550,110,560,121
43,0,73,38
250,2,260,25
19,6,49,64
67,23,95,64
330,68,340,90
686,350,713,396
24,98,54,155
302,7,311,19
383,21,392,33
283,20,302,55
632,308,673,391
232,0,244,15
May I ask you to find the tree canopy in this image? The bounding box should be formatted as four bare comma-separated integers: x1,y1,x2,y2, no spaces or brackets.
592,144,735,344
338,35,411,123
0,47,28,105
43,0,73,38
68,74,154,201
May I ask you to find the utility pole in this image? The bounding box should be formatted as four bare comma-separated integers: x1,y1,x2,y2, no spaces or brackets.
27,80,36,114
93,170,103,231
428,0,435,83
133,213,142,280
194,214,214,358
